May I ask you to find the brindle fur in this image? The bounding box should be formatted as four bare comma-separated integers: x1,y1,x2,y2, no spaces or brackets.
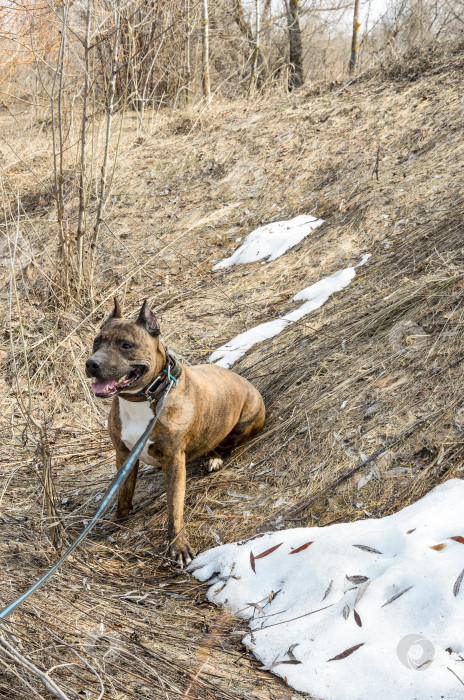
86,300,265,567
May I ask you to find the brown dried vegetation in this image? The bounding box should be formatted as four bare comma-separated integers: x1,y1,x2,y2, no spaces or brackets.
0,41,464,698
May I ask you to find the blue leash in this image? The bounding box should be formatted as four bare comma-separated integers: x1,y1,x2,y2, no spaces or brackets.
0,379,174,620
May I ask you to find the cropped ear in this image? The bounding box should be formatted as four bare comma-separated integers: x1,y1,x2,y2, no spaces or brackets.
101,297,122,326
136,299,160,337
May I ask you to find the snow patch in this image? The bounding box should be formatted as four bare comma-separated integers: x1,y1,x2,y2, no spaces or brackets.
212,214,324,271
209,254,370,368
190,479,464,699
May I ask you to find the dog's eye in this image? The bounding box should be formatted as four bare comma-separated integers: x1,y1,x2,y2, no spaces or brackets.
93,335,102,348
120,341,133,350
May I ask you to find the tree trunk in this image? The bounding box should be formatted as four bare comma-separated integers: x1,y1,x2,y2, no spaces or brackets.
76,2,91,285
91,1,121,279
287,0,304,90
251,0,260,85
202,0,211,101
50,0,70,295
185,0,192,103
233,0,264,84
349,0,361,74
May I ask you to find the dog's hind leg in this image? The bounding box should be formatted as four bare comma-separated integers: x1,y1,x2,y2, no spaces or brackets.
218,394,266,451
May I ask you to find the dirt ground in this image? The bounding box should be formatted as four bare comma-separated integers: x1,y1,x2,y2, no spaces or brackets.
0,41,463,698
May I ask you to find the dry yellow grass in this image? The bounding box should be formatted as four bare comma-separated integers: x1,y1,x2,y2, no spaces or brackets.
0,41,464,699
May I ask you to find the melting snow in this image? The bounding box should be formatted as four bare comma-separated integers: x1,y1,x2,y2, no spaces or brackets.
209,254,370,368
190,479,464,699
212,215,324,271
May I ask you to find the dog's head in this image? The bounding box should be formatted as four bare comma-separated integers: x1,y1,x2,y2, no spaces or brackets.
86,299,163,398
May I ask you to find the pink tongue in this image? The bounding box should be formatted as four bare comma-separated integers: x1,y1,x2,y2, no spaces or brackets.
91,378,117,394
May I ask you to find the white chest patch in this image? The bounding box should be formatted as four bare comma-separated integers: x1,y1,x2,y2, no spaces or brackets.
119,398,159,466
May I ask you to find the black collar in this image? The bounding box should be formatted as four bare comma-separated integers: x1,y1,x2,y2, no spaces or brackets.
119,346,182,403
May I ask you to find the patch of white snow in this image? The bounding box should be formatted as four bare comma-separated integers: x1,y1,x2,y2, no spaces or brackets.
190,479,464,700
212,215,324,271
209,255,370,368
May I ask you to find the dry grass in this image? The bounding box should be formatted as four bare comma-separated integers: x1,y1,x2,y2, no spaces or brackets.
0,40,464,698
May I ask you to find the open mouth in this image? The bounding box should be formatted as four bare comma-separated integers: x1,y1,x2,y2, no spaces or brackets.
90,366,145,398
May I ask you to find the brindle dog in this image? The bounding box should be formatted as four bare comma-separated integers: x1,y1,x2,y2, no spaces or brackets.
85,299,265,567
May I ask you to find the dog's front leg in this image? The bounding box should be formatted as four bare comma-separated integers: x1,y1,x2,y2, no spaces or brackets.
115,446,139,521
163,451,194,568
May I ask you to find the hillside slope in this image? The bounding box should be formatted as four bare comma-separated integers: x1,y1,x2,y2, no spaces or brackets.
1,42,464,699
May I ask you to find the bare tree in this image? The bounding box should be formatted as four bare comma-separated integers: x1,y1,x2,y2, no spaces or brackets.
232,0,264,83
349,0,361,73
286,0,304,89
92,0,122,278
76,2,91,283
202,0,211,101
251,0,261,85
233,0,255,43
50,0,71,294
185,0,192,102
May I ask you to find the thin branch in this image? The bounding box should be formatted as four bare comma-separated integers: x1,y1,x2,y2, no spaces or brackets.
0,632,70,700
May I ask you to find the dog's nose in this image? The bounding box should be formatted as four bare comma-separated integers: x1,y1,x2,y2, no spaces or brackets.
86,357,101,375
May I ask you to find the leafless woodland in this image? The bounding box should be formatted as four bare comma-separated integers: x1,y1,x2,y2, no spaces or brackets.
0,0,463,697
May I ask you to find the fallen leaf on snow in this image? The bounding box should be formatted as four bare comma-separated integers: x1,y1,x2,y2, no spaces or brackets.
255,543,283,560
346,575,369,585
352,544,382,554
381,585,413,608
328,642,365,661
260,659,302,671
289,541,314,554
250,551,256,573
321,579,333,601
247,602,265,614
355,581,371,606
453,568,464,597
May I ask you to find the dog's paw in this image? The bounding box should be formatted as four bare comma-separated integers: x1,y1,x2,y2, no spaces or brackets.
114,508,130,522
169,539,195,569
207,457,223,473
103,510,129,532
